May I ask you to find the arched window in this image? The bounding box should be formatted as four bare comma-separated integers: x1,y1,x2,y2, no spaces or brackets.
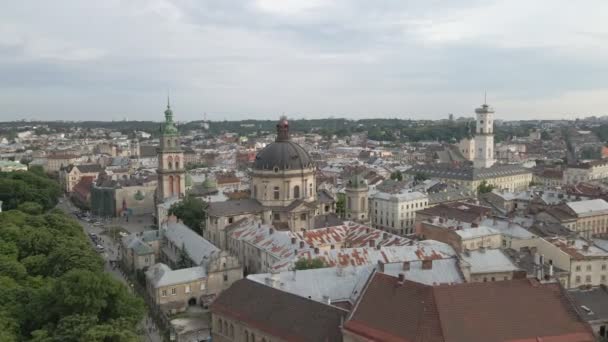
230,324,234,337
245,330,249,342
293,185,300,199
224,321,228,335
175,176,181,196
175,156,180,169
309,183,313,196
174,139,179,148
218,319,223,333
273,186,280,200
361,197,366,211
167,156,173,169
251,333,255,342
253,185,258,198
168,176,174,196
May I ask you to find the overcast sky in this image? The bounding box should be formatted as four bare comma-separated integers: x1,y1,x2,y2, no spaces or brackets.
1,0,608,122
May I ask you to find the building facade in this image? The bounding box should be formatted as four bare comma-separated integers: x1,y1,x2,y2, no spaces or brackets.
370,190,428,235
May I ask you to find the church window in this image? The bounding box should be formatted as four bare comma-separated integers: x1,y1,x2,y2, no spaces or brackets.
309,183,313,196
273,187,280,200
361,197,366,211
273,213,280,221
175,156,180,169
293,185,300,198
300,213,307,221
174,139,179,147
253,185,258,198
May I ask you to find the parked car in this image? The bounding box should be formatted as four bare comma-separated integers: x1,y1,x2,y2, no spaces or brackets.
96,244,105,252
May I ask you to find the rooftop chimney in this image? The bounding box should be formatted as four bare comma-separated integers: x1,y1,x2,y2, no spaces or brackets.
471,223,478,228
582,245,589,252
402,261,410,271
299,241,305,249
398,273,405,283
377,260,385,272
422,259,433,270
383,232,388,240
369,240,375,248
269,227,274,235
291,237,296,244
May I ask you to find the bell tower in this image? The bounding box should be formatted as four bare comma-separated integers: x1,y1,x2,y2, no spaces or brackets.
157,98,186,202
345,173,369,223
473,97,496,169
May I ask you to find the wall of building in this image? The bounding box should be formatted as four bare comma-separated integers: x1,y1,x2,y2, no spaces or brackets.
371,194,428,236
212,313,282,342
570,258,608,288
250,168,316,207
114,182,157,217
469,271,514,283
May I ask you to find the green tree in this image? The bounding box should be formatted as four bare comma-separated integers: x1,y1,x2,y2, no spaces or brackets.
294,257,326,270
169,195,207,235
477,180,495,194
0,172,144,340
335,193,346,219
17,201,44,215
414,172,428,183
390,171,403,181
177,243,190,269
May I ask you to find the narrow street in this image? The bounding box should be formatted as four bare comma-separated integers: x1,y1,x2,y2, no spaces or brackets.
57,198,163,342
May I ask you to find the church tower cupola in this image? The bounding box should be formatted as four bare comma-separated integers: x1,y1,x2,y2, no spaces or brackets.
276,116,290,142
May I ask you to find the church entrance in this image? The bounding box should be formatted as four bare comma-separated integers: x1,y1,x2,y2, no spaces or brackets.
188,297,197,306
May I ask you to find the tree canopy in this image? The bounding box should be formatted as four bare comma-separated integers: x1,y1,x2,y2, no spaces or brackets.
477,180,495,194
0,173,144,341
294,258,327,270
169,195,207,235
390,171,403,181
0,170,61,211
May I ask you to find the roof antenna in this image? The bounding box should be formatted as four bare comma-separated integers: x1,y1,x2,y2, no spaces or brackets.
167,90,171,108
484,91,487,105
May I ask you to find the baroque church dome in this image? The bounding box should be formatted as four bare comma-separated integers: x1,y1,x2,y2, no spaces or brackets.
253,118,313,171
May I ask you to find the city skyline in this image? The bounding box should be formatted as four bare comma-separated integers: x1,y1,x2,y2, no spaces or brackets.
2,0,608,121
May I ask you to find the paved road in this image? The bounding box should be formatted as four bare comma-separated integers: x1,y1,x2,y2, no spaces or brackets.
57,198,163,342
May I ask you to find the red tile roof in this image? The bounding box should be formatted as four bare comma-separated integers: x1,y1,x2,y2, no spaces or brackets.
211,279,347,342
345,273,595,342
72,176,94,201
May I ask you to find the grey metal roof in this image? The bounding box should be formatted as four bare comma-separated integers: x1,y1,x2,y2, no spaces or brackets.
163,221,220,265
146,263,207,288
568,287,608,322
253,140,313,171
207,198,265,217
407,163,531,181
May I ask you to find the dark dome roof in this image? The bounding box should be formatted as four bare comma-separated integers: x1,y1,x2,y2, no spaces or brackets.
253,140,313,171
253,117,313,171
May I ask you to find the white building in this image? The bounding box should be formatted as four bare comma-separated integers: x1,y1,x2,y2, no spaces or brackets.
370,190,428,235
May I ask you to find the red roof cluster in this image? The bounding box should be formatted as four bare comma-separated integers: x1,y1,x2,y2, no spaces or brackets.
345,273,595,342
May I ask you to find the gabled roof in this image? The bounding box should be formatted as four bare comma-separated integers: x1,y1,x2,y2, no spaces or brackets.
163,221,220,265
346,274,596,342
211,279,347,342
75,164,103,173
146,263,206,288
207,198,264,217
